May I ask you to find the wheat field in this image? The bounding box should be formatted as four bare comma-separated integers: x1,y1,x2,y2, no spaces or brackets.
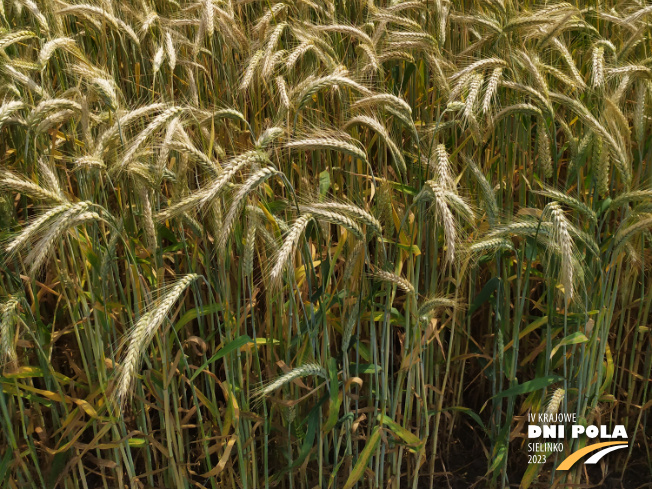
0,0,650,487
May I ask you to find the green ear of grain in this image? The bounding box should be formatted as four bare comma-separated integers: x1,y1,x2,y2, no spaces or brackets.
343,425,381,489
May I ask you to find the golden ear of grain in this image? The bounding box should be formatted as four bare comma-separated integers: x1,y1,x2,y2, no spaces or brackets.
0,171,66,204
25,208,104,275
306,201,382,236
270,213,314,287
481,67,502,116
241,50,264,91
294,75,371,112
114,274,201,405
544,202,575,302
0,101,25,130
287,135,367,162
299,205,364,240
243,217,257,276
254,363,327,399
218,168,279,251
256,126,284,149
372,268,414,294
545,388,565,416
417,296,457,318
152,45,164,75
435,144,454,189
594,136,610,196
592,46,605,88
0,30,37,51
0,298,20,369
537,118,553,179
343,115,404,174
114,106,185,175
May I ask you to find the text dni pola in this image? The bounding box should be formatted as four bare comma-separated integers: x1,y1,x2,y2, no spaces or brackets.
529,424,628,439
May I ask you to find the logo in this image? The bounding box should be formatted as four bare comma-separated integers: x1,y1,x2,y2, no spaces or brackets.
527,390,629,470
556,442,629,470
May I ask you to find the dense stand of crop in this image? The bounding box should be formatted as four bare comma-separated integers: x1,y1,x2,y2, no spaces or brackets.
0,0,650,487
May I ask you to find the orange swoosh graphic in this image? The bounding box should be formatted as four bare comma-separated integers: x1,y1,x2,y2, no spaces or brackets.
557,441,628,471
